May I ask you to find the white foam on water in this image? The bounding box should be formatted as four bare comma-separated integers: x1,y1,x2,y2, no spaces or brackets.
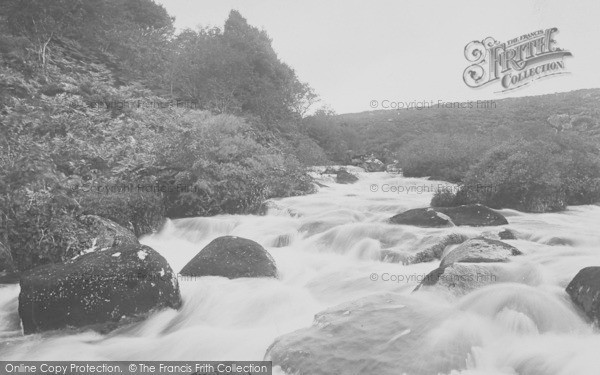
0,169,599,375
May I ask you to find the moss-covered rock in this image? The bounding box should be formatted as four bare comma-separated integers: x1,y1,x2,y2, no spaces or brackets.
18,244,181,334
180,236,278,279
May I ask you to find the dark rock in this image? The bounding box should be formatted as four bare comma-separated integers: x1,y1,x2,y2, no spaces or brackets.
415,263,504,295
18,244,181,334
388,208,453,227
566,267,600,325
257,200,300,217
72,215,139,257
415,238,526,295
180,236,277,279
335,169,359,184
498,229,517,240
388,205,508,228
545,237,574,246
350,154,367,166
436,204,508,226
439,238,522,268
350,154,385,172
361,157,385,172
410,233,469,264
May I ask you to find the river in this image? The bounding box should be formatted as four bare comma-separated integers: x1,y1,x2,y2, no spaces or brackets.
0,167,599,374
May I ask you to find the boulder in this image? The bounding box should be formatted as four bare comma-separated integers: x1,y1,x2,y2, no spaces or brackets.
257,200,301,217
416,263,502,294
18,244,181,334
180,236,278,279
498,229,517,240
388,208,453,227
415,239,528,296
266,293,471,375
566,267,600,325
72,215,139,258
439,238,522,268
410,233,469,264
545,237,574,246
350,154,366,166
335,169,359,184
414,262,540,296
361,157,385,172
436,204,508,226
388,205,508,228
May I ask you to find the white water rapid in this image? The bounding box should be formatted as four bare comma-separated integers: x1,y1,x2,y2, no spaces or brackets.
1,168,599,374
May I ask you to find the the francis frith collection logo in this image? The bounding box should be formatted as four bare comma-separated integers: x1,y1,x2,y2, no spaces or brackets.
463,27,572,92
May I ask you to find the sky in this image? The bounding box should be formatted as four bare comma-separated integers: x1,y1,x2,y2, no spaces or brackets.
154,0,600,114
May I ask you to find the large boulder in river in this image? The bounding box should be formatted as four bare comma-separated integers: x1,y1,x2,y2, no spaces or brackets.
335,169,359,184
439,238,522,268
18,244,181,334
417,263,503,294
498,229,517,240
389,204,508,227
415,261,539,296
415,238,524,295
389,208,453,227
70,215,139,258
266,293,476,375
566,267,600,325
410,233,469,264
361,157,385,172
436,204,508,226
180,236,278,279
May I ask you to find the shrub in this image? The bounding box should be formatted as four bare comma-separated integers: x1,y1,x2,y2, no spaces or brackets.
397,134,495,183
78,190,165,236
453,135,600,212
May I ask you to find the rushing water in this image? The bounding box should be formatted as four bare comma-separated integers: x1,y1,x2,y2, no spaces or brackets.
0,168,599,374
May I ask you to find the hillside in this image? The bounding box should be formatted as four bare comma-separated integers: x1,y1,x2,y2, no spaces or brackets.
310,89,600,164
0,1,325,273
304,89,600,212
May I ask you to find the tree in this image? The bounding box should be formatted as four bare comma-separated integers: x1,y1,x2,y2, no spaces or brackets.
5,0,85,71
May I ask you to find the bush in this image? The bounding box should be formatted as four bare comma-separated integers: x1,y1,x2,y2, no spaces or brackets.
453,135,600,212
0,92,317,270
397,134,495,183
78,190,165,236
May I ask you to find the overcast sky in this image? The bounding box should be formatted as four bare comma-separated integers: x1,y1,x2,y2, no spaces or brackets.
155,0,600,114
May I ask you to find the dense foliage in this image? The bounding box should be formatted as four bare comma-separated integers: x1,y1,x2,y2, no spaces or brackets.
1,0,599,273
451,136,600,212
305,92,600,211
0,2,320,271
